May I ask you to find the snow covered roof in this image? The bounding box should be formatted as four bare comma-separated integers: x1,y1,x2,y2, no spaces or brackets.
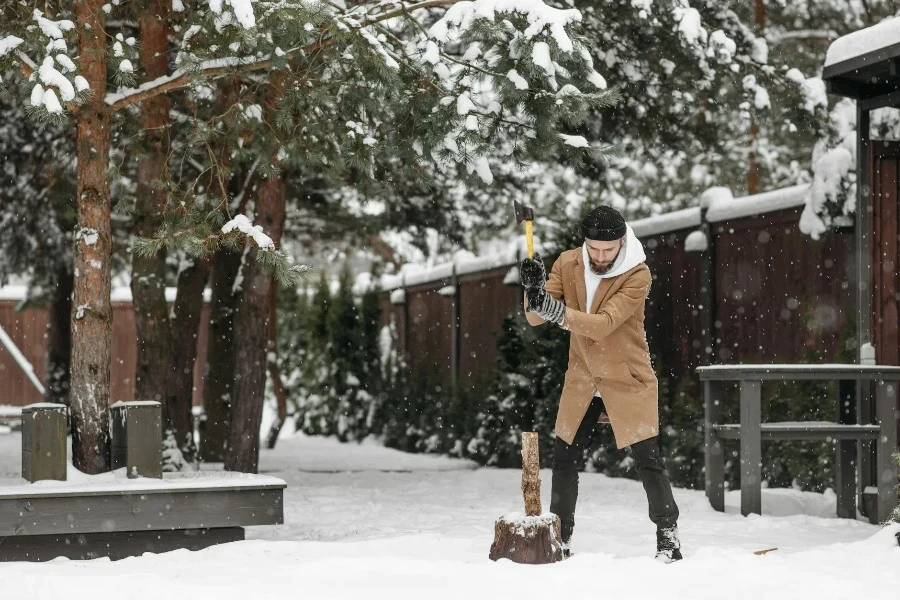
376,184,811,292
825,16,900,68
0,285,211,304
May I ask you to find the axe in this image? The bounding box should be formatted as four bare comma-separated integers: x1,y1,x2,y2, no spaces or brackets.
514,200,535,259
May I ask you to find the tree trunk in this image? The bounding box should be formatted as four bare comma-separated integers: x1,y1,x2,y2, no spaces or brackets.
264,283,288,449
225,176,287,473
44,263,73,406
747,0,765,196
166,257,211,464
70,0,112,474
132,0,172,410
200,249,242,462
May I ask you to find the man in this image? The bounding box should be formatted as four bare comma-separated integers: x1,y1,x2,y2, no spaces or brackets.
519,205,681,563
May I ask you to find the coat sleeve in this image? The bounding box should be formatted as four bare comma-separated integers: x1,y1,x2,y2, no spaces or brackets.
561,266,650,340
524,256,565,326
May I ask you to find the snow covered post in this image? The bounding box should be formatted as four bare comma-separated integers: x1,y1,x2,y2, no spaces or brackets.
21,403,67,482
489,432,563,564
110,401,163,479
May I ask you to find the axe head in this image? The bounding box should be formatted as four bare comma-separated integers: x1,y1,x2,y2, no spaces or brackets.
514,200,535,224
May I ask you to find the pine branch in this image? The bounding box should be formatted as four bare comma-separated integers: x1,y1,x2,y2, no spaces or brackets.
106,0,465,113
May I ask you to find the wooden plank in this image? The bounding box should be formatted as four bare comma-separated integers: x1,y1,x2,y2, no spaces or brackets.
697,365,900,381
740,380,762,517
713,423,880,441
0,487,283,536
0,527,244,562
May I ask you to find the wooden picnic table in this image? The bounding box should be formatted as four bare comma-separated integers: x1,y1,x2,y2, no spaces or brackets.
697,364,900,522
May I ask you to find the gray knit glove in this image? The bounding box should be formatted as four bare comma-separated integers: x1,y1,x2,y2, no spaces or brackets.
526,287,565,325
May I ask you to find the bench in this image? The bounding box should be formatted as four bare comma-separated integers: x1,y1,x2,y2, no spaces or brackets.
0,401,285,561
697,364,900,522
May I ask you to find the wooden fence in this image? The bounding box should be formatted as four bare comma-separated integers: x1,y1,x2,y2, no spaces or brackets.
0,288,209,408
376,184,861,403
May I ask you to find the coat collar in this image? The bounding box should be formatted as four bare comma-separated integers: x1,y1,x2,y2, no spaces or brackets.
573,251,620,314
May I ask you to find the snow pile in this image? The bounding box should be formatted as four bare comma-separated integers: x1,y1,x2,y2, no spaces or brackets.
32,9,74,40
222,214,275,250
825,15,900,67
786,70,828,114
674,6,705,45
0,431,895,598
699,186,733,210
800,99,856,240
429,0,583,55
0,36,23,57
209,0,257,31
560,133,589,148
684,229,708,252
27,10,82,114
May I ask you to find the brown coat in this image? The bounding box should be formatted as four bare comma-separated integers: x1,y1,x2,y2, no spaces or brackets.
525,248,659,449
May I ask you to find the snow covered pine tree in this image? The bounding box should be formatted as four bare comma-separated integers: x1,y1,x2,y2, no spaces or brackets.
2,0,617,472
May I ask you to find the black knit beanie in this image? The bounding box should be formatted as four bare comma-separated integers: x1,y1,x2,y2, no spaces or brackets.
581,206,626,241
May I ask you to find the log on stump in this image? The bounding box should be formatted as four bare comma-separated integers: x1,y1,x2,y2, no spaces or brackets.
489,432,563,564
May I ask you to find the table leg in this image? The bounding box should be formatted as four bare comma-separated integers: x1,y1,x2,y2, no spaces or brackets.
857,380,875,519
836,380,857,519
704,380,725,512
875,380,899,523
741,380,762,517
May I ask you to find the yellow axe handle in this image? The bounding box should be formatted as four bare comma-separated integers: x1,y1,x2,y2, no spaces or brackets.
525,220,534,259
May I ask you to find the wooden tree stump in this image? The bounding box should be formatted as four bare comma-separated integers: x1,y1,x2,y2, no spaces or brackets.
489,432,563,564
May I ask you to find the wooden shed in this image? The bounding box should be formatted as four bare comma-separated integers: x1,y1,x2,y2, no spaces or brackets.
823,16,900,366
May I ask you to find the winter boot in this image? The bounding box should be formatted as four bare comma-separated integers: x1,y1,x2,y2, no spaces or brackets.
655,526,682,563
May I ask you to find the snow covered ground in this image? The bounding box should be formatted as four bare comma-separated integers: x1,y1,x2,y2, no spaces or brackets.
0,428,897,599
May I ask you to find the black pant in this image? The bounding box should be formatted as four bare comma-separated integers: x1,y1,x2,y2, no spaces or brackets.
549,396,679,543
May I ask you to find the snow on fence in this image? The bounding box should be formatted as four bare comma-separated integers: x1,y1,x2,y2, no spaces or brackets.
375,183,854,399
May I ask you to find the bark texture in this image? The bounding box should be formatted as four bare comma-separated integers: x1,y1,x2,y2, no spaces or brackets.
264,284,288,449
70,0,112,474
225,176,287,473
200,249,242,462
166,258,211,464
132,0,173,411
488,515,563,564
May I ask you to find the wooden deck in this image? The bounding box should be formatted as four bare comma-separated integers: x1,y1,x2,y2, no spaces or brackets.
0,471,286,561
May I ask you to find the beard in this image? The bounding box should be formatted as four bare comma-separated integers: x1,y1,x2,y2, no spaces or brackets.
588,250,620,276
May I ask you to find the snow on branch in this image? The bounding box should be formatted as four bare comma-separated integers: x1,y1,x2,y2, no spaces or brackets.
222,214,276,250
429,0,582,53
105,55,278,111
0,36,24,57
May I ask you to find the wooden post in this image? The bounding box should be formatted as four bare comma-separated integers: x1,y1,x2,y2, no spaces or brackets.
21,404,67,483
110,401,163,479
521,432,541,516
